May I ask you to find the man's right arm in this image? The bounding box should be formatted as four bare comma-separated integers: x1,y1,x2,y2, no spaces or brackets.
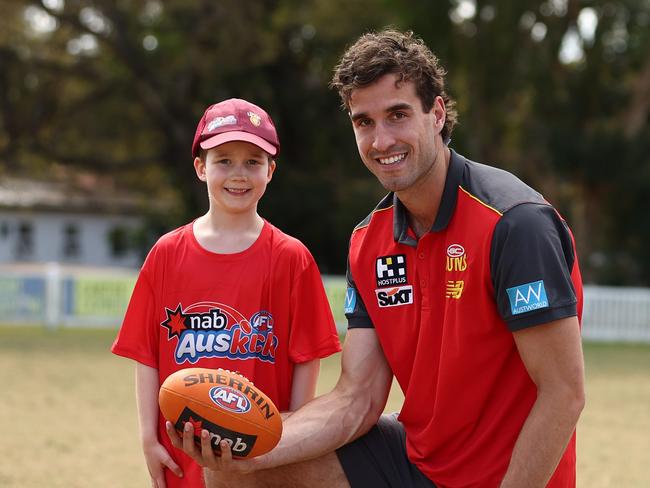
167,327,393,473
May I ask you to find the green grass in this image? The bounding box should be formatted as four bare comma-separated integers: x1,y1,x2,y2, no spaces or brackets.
0,326,648,487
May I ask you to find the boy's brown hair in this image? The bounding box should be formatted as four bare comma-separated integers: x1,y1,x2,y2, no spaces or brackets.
330,29,458,143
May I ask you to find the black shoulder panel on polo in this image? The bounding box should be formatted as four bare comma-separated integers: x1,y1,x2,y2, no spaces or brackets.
457,151,547,213
491,203,578,330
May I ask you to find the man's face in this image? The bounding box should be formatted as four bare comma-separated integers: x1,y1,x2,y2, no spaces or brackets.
348,74,445,195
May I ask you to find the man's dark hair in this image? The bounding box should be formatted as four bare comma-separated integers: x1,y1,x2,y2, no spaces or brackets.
330,29,458,143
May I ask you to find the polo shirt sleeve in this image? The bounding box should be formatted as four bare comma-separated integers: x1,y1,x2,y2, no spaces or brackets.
344,261,374,329
490,203,578,331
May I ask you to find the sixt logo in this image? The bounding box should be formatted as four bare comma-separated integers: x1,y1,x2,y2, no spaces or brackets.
210,386,251,414
375,286,413,307
506,280,549,315
161,303,278,365
376,255,408,287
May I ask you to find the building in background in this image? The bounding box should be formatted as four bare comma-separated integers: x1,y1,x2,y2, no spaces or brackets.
0,175,146,268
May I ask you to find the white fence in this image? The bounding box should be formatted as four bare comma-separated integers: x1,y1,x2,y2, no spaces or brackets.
582,286,650,342
1,265,649,342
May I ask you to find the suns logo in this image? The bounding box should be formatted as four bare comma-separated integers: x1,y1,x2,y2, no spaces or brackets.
209,386,251,414
446,244,467,272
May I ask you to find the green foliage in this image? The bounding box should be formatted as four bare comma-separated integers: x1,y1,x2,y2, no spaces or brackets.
0,0,649,283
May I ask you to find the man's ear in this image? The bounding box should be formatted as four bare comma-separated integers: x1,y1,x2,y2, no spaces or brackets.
432,96,446,132
194,156,206,181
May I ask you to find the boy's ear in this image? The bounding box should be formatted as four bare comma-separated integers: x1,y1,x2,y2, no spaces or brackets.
267,159,277,181
194,156,207,181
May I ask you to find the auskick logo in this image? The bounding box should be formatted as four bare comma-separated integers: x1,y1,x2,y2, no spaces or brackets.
376,255,407,287
209,386,251,414
506,280,549,315
161,303,278,364
375,286,413,307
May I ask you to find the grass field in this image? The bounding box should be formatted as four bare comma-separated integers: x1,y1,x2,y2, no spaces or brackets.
0,326,648,487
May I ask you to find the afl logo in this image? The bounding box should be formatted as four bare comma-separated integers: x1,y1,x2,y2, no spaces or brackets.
447,244,465,258
209,386,251,414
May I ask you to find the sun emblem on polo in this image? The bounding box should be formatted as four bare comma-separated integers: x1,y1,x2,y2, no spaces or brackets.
247,111,262,127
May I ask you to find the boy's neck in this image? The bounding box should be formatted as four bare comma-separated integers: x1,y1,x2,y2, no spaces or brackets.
193,211,265,254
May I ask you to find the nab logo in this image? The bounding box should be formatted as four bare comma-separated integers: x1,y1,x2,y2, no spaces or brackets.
344,288,357,314
209,386,251,414
375,286,413,307
506,280,549,315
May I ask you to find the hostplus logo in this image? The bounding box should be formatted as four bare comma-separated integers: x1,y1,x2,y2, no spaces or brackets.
375,255,412,307
161,303,277,364
376,255,407,287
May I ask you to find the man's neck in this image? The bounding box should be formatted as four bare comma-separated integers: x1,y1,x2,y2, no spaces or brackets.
397,146,450,239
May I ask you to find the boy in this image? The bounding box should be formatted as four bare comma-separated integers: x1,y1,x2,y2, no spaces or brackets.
111,98,341,488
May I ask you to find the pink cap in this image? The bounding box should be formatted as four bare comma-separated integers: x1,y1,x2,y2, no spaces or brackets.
191,98,280,157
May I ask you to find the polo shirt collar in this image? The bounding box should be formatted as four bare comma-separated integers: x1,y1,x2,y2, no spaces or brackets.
394,149,465,245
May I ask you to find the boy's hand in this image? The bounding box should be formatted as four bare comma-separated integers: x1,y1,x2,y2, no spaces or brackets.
142,439,183,488
165,421,263,474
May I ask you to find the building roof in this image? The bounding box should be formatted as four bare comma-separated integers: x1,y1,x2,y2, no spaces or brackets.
0,176,145,214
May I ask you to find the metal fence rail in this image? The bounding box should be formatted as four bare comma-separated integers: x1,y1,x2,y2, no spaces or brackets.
1,265,649,342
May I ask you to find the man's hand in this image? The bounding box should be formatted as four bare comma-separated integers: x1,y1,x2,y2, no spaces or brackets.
165,421,265,474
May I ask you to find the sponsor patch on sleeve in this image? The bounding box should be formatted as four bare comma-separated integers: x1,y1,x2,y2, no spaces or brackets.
506,280,549,315
344,287,357,315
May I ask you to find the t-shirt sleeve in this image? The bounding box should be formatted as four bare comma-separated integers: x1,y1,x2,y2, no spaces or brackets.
111,263,160,368
344,259,373,329
491,203,578,331
288,250,342,363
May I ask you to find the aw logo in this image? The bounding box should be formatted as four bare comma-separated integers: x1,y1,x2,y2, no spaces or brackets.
209,386,251,414
506,280,549,315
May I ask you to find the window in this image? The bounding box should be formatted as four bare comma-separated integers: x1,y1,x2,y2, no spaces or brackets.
15,221,34,259
62,223,81,259
108,226,129,257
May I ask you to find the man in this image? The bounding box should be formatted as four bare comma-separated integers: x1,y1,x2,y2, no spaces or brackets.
168,29,585,487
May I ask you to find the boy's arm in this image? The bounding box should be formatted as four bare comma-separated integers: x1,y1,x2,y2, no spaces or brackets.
136,362,183,486
289,359,320,411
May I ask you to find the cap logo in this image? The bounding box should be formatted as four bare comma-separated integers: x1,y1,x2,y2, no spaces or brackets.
205,115,237,133
247,111,261,127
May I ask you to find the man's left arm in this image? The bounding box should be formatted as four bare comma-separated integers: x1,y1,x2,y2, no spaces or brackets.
500,316,585,487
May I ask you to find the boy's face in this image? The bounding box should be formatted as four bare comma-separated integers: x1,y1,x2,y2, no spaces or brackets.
194,141,276,216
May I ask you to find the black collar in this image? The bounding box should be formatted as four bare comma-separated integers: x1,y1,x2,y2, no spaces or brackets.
394,149,465,246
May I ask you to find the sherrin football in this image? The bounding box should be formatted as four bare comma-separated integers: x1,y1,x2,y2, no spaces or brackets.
159,368,282,458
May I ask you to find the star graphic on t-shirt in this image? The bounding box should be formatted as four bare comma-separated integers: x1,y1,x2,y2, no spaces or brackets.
161,304,187,339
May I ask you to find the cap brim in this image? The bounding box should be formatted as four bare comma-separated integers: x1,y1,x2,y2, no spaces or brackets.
200,132,277,156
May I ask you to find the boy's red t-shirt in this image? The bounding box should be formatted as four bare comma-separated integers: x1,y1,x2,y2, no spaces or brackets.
112,220,341,487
